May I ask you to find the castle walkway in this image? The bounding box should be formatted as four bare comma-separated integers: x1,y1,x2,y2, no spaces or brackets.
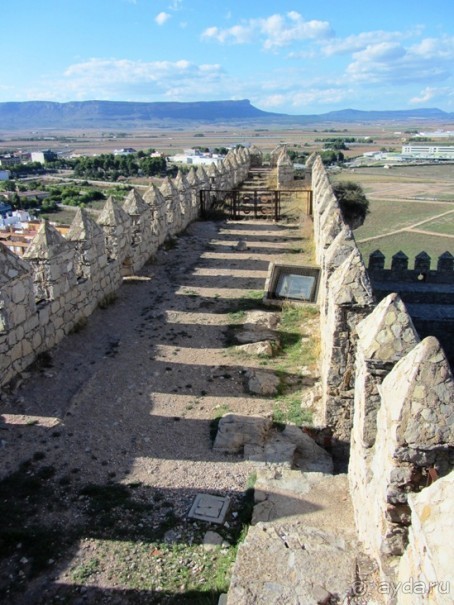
0,215,329,604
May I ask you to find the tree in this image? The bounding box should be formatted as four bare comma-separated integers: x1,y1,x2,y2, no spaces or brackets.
332,181,369,229
320,150,344,165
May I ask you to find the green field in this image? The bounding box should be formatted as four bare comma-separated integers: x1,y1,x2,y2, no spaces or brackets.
332,164,454,267
354,199,447,240
418,213,454,236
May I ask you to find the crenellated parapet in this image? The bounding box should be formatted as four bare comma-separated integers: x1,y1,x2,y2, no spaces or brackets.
160,176,182,237
67,208,108,281
350,334,454,587
309,155,453,601
248,145,262,168
24,221,78,302
0,149,251,386
368,249,454,283
311,155,375,453
122,188,154,274
270,144,287,168
276,149,294,189
97,196,132,264
143,183,167,249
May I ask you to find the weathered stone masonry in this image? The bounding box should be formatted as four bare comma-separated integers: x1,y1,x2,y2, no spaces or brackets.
309,154,453,603
0,148,250,387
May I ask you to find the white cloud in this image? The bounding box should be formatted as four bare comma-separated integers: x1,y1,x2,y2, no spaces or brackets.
202,11,333,48
168,0,183,10
289,88,352,108
202,24,254,44
155,12,171,26
409,86,454,105
410,87,438,104
60,58,224,101
258,87,353,112
321,28,422,56
260,94,287,108
352,42,406,63
346,36,454,85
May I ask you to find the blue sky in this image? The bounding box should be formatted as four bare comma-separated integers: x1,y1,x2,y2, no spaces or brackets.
1,0,453,114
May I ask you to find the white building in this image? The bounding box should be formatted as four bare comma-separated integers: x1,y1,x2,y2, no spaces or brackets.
401,145,454,160
0,209,32,229
168,153,222,166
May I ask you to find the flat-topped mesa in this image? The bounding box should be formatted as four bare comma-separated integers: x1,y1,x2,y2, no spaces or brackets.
67,207,107,280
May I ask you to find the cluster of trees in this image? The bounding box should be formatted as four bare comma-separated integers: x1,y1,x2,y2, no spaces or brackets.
287,149,309,163
47,151,167,180
320,150,345,165
45,185,106,207
192,146,229,155
314,137,375,151
332,181,369,229
285,148,345,166
8,162,46,177
1,179,131,214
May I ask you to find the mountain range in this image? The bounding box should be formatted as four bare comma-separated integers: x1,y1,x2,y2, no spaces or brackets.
0,99,453,129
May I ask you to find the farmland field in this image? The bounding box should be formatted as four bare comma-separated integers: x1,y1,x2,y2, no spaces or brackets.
331,164,454,268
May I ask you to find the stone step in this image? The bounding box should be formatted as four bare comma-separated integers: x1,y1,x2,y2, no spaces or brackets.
225,471,382,604
213,415,333,473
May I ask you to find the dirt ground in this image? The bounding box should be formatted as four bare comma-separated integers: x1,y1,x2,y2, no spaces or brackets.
0,216,313,604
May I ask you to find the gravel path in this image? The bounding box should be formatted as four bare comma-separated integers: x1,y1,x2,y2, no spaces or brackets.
0,217,306,604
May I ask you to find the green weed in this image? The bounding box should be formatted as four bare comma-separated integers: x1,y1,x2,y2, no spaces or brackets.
71,557,101,583
273,391,313,426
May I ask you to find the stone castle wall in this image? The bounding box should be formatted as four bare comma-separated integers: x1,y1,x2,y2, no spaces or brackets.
310,154,454,602
0,148,250,387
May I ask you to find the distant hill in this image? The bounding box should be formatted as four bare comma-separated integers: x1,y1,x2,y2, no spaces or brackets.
0,99,452,129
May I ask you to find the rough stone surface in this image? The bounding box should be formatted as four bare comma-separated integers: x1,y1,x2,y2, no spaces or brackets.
397,472,454,605
245,369,280,395
213,414,272,454
235,341,275,357
235,328,280,347
227,472,380,605
0,149,250,386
